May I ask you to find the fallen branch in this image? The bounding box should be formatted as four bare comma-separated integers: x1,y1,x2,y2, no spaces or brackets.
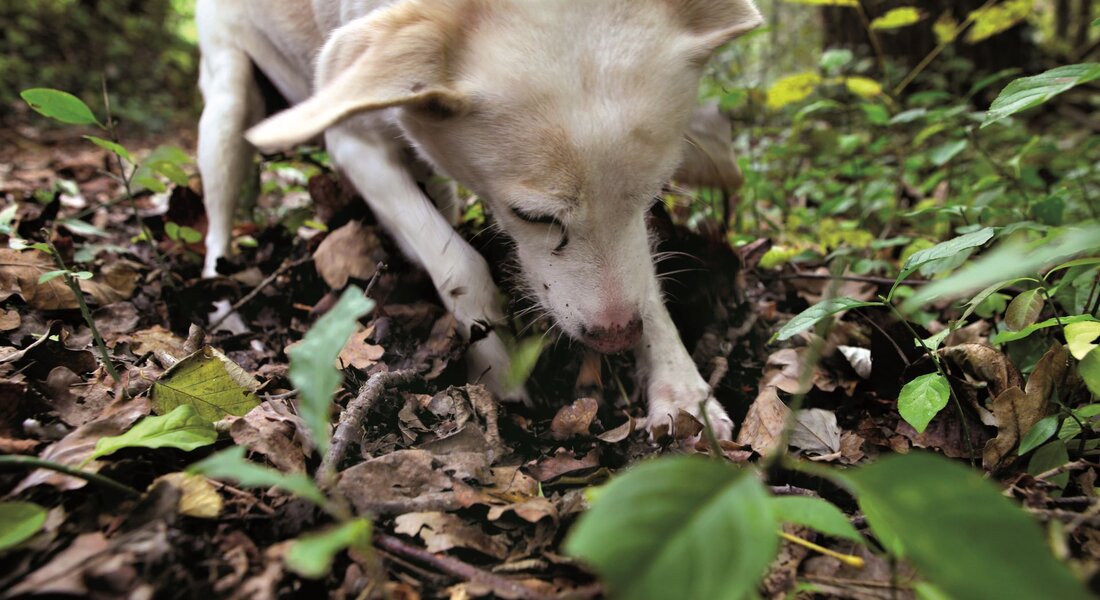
208,256,313,331
375,533,556,600
319,369,419,481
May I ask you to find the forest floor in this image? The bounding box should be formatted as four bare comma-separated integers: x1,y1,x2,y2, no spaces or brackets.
1,128,1097,599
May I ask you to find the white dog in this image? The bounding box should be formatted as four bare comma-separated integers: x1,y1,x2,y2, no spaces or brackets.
196,0,762,439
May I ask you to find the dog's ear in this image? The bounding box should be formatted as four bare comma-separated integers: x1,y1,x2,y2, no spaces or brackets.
671,0,764,59
246,2,470,151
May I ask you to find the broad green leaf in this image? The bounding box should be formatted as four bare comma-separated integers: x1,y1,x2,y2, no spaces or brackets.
148,160,189,187
870,7,922,30
766,72,822,110
901,228,995,273
285,519,372,579
0,502,47,551
187,446,326,507
1028,440,1070,490
901,226,1100,314
1018,415,1059,455
770,496,862,543
289,286,375,454
20,88,101,126
819,48,853,72
1058,405,1100,441
983,63,1100,128
838,453,1090,600
1081,350,1100,397
87,405,216,463
38,270,68,284
132,167,168,193
83,135,132,163
57,218,109,238
1065,321,1100,360
898,373,950,434
1004,289,1044,331
152,347,260,420
993,314,1097,345
565,457,777,600
772,297,883,342
928,139,968,167
504,337,546,392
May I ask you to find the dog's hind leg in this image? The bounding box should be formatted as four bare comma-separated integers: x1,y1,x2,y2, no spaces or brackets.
325,120,523,402
197,44,263,278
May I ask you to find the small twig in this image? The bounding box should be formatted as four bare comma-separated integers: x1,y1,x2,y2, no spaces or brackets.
374,533,556,600
779,272,927,287
0,455,140,497
319,369,419,482
770,484,821,497
45,236,122,385
208,256,312,331
1032,459,1095,482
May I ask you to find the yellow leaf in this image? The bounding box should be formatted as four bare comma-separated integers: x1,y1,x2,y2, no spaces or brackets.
934,12,959,44
154,472,223,519
871,7,923,30
784,0,859,6
967,0,1033,44
845,77,883,98
767,72,822,110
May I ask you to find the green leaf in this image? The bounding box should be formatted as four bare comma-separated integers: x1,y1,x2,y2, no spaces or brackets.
993,314,1097,345
148,160,189,187
285,519,372,579
770,496,862,543
504,337,546,392
1080,350,1100,398
179,226,203,244
57,218,110,238
1018,415,1059,455
838,453,1090,600
288,286,375,454
983,64,1100,128
870,7,922,30
901,226,1100,314
564,457,778,600
928,139,969,167
83,135,132,163
152,347,261,420
1004,289,1044,332
901,228,995,273
1028,440,1070,490
187,446,327,507
772,297,882,342
0,502,47,551
1065,321,1100,360
819,48,853,72
898,373,950,434
20,88,101,127
37,270,68,284
1058,404,1100,441
87,405,217,464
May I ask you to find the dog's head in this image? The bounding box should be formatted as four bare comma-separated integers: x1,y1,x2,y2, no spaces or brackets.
248,0,761,353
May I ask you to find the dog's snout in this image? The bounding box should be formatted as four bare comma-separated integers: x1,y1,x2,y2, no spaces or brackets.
580,316,643,354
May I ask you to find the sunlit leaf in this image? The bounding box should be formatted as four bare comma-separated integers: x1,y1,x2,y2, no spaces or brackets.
967,0,1034,44
565,457,777,600
933,12,958,44
152,347,261,420
767,72,822,110
20,88,101,126
285,519,372,579
898,373,950,434
1065,321,1100,360
993,314,1096,345
1080,350,1100,397
871,7,922,30
844,77,883,98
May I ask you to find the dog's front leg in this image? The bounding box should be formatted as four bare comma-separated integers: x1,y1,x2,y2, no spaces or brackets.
636,285,733,440
324,122,522,402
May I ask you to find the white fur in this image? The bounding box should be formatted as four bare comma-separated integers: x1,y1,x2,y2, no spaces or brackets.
196,0,762,438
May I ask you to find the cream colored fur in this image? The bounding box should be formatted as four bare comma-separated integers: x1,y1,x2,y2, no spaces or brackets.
196,0,762,439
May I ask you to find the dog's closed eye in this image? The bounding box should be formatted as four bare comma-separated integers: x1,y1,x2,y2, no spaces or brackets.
511,207,570,254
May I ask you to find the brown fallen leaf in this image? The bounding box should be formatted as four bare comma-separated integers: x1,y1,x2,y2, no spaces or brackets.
337,449,470,516
596,416,636,443
395,512,510,559
526,449,601,482
790,409,841,457
44,365,114,427
7,532,110,597
229,401,313,473
154,472,224,519
0,307,21,331
736,386,790,456
549,397,598,439
313,221,384,289
982,343,1067,470
0,248,78,310
338,325,384,370
941,343,1022,400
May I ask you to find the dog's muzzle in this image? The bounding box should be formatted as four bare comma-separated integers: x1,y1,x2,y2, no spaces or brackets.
580,318,644,354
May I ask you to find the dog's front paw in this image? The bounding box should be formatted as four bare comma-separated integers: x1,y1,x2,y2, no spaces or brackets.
646,378,732,442
466,333,531,405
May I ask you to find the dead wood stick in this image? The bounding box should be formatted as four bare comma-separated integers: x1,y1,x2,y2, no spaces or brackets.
374,533,556,600
319,369,419,480
778,272,926,287
208,256,313,331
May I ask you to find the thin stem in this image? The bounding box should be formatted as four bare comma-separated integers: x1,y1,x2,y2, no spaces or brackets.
45,236,122,385
0,455,140,497
855,0,889,86
892,0,996,97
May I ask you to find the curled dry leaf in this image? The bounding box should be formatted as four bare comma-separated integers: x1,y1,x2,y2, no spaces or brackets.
394,512,510,559
337,325,384,370
982,344,1067,470
7,532,110,597
228,402,313,473
736,386,790,456
313,221,384,290
941,343,1022,399
549,397,599,439
790,409,841,457
153,472,224,519
526,449,601,483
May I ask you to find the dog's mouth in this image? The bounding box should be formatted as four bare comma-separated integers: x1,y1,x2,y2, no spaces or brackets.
578,318,644,354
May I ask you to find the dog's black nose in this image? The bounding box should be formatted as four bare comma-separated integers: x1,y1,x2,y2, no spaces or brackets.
580,317,644,354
